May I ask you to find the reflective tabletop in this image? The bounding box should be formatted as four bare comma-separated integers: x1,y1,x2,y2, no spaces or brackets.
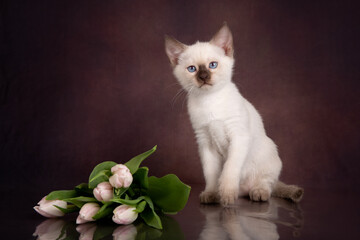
3,185,360,239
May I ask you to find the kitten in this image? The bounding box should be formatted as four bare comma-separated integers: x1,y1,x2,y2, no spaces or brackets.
165,23,303,205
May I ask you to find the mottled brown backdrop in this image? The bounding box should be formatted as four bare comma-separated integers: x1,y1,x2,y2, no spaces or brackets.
1,0,359,195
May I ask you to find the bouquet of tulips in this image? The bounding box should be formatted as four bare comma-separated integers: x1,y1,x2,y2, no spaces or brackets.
34,146,191,229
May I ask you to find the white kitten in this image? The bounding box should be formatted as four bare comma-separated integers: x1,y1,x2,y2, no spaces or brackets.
165,23,303,205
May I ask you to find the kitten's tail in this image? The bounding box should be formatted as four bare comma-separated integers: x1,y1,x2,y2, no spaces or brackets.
271,181,304,203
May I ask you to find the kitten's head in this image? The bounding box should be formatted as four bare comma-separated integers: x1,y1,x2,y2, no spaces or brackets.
165,23,234,94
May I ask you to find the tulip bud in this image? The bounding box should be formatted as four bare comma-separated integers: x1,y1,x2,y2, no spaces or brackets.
34,196,67,218
93,182,114,202
112,205,138,225
109,164,133,188
76,203,100,224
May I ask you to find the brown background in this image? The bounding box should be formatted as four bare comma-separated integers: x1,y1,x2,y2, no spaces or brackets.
1,0,360,195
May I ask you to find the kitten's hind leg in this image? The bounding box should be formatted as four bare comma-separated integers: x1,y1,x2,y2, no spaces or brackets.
248,168,279,202
249,187,271,202
248,168,280,202
248,137,282,202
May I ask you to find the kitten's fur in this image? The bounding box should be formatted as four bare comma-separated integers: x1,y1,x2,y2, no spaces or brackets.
165,23,303,205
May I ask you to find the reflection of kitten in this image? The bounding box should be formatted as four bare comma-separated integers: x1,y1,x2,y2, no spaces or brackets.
199,204,279,240
199,198,303,240
165,23,303,206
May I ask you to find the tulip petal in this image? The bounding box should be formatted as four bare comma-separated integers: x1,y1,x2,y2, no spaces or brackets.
34,206,57,218
76,215,88,224
112,205,138,225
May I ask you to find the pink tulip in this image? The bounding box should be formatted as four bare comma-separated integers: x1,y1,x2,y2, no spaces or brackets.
112,205,138,225
34,196,67,218
76,203,100,224
109,164,133,188
111,164,130,173
93,182,113,202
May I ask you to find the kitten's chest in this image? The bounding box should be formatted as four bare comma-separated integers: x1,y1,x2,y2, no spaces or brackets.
189,103,224,127
187,90,242,155
206,120,230,156
187,89,241,129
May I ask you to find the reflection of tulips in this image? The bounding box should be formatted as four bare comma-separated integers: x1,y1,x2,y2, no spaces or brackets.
112,205,138,225
76,223,97,240
93,182,114,202
109,164,133,188
76,203,100,224
33,196,67,218
32,219,65,240
113,225,137,240
33,214,186,240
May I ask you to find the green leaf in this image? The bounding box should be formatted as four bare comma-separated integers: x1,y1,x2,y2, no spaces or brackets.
89,170,111,188
46,190,78,200
92,202,114,220
111,196,146,206
133,167,149,189
140,206,162,230
63,196,98,208
148,174,191,213
54,204,79,214
142,196,155,209
88,161,117,188
113,187,128,198
74,183,93,196
135,201,147,213
89,170,110,182
139,196,162,229
125,146,157,174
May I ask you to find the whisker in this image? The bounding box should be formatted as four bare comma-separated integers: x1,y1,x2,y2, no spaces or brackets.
171,83,194,109
171,88,185,108
181,92,188,109
171,88,184,103
182,86,194,109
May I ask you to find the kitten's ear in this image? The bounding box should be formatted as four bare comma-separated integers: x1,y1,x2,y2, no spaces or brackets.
210,23,234,57
165,35,187,67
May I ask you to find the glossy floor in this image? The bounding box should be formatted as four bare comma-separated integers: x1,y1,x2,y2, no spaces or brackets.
4,185,360,239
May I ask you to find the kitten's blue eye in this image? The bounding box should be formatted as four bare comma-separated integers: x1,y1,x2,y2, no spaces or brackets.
187,65,197,73
209,61,218,69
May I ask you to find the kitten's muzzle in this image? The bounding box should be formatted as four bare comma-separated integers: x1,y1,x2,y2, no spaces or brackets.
196,65,212,86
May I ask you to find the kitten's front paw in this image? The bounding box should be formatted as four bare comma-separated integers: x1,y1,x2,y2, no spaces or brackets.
199,191,220,204
249,188,270,202
219,188,238,206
